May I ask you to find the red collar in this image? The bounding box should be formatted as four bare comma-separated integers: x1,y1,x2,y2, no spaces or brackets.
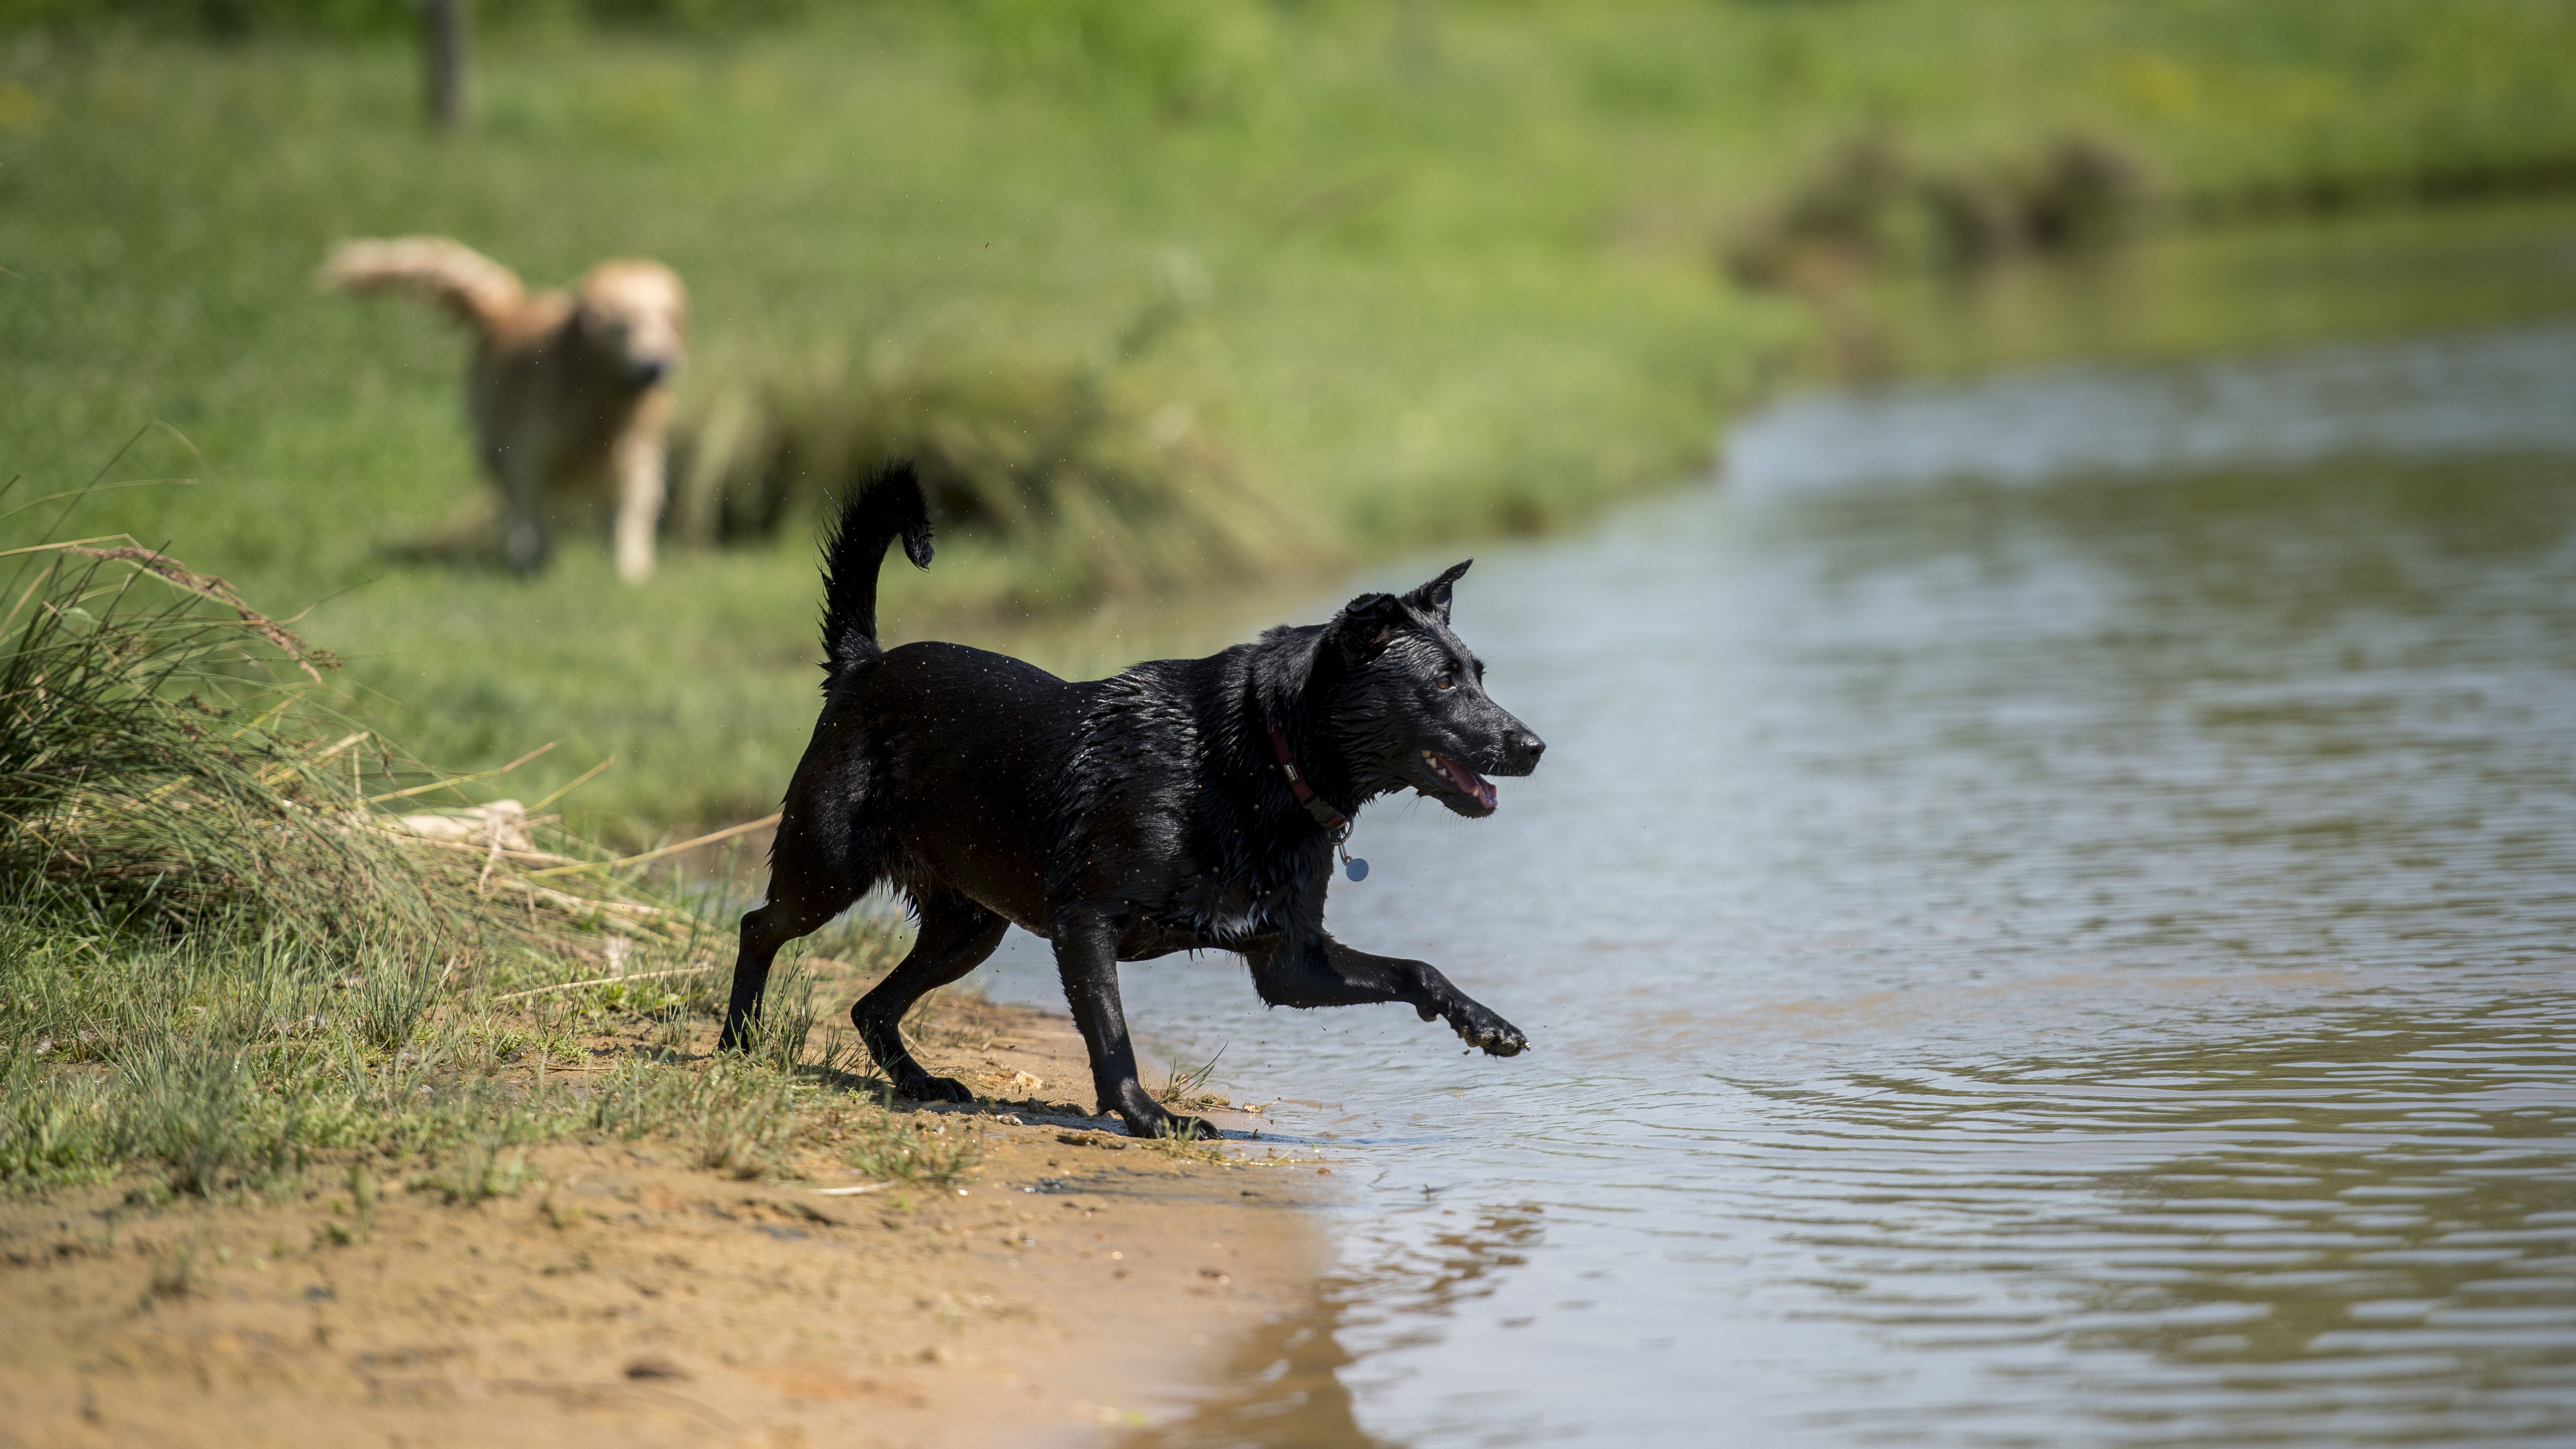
1264,711,1350,838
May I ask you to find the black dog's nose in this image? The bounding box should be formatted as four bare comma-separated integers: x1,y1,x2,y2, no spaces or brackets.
1516,732,1546,765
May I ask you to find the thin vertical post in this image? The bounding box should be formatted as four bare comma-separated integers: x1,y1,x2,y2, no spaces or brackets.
425,0,470,133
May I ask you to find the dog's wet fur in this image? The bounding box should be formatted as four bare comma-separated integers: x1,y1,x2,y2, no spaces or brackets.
720,465,1546,1137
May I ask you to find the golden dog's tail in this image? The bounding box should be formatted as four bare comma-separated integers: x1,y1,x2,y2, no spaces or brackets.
319,236,524,336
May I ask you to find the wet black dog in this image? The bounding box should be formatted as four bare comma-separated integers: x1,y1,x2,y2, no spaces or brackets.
719,464,1546,1137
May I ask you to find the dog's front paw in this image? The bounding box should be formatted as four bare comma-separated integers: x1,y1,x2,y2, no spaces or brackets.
1112,1096,1216,1141
896,1073,977,1104
1131,1111,1216,1142
1447,1006,1527,1058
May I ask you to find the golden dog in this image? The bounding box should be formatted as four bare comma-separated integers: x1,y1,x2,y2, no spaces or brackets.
323,237,687,582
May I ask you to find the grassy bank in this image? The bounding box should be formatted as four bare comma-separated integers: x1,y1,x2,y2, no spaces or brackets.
5,1,2574,834
0,519,978,1197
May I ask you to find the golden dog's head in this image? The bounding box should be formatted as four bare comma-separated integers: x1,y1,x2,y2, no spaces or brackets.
571,260,689,391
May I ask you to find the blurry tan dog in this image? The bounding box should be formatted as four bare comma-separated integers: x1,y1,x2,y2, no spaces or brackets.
323,237,687,582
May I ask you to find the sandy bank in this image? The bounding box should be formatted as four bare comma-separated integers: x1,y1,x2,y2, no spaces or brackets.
0,997,1328,1449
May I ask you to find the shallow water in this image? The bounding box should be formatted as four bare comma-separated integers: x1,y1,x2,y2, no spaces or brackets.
977,302,2576,1444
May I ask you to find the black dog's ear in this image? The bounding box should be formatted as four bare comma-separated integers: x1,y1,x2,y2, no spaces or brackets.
1326,591,1409,663
1402,559,1473,624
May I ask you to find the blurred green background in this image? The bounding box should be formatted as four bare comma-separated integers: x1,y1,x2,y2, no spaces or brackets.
7,0,2575,840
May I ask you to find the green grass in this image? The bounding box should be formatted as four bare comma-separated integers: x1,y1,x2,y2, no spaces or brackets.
0,519,947,1198
0,886,971,1196
0,784,951,1197
5,1,2575,834
0,904,962,1196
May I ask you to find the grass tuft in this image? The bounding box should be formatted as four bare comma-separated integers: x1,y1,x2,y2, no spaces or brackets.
669,303,1320,614
119,1043,301,1197
421,1135,537,1204
145,1241,202,1302
352,951,444,1052
843,1111,982,1188
1727,131,2148,289
732,953,823,1076
1151,1043,1226,1112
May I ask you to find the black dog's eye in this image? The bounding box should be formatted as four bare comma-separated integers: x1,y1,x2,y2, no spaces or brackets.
1436,672,1456,691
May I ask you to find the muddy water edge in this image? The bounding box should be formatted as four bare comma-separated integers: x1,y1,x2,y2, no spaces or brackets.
948,198,2576,1448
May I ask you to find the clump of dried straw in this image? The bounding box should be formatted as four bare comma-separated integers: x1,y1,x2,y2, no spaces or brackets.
0,482,698,971
666,271,1325,613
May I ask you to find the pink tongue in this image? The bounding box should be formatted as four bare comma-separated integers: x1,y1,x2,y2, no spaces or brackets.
1437,754,1499,809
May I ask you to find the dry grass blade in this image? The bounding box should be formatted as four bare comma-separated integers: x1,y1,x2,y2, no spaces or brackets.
522,812,779,880
54,543,341,682
493,965,712,1003
1152,1044,1228,1110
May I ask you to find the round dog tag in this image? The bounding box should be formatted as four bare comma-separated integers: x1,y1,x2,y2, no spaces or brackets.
1346,857,1370,882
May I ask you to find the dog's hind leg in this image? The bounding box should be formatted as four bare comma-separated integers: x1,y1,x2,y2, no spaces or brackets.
491,445,551,577
850,892,1007,1103
1244,933,1528,1057
723,740,885,1052
718,889,856,1053
1054,911,1211,1140
721,799,872,1053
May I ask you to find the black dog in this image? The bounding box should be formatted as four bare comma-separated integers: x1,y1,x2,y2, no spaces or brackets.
719,464,1545,1138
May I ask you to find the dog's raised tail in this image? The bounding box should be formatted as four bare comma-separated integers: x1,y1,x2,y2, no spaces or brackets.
320,236,524,334
818,462,934,689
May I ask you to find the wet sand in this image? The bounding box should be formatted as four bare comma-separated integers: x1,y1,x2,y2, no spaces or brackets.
0,999,1327,1449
